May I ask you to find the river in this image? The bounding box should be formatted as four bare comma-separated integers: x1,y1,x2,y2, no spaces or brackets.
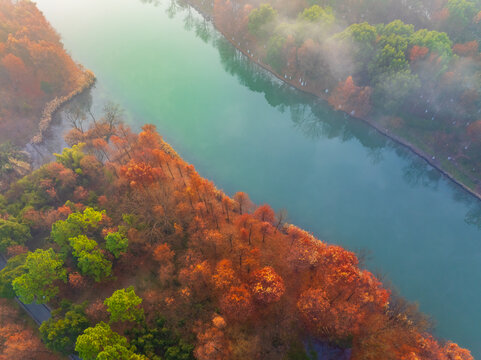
34,0,481,356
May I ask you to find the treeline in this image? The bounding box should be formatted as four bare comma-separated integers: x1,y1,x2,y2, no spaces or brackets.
0,112,473,359
182,0,481,193
0,0,88,146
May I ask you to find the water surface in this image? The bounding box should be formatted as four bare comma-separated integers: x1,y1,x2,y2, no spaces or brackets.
34,0,481,355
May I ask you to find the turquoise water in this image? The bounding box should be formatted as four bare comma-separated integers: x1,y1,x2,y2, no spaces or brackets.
35,0,481,355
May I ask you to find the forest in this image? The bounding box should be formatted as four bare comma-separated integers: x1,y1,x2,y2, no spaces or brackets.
182,0,481,194
0,115,474,359
0,0,477,359
0,0,93,146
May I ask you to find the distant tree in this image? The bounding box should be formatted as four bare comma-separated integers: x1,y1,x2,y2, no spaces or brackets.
248,4,277,39
233,192,252,215
328,76,372,117
265,35,287,72
297,39,324,79
446,0,477,27
337,22,378,79
410,29,453,64
104,286,144,323
453,40,479,57
298,5,334,24
12,248,66,303
253,204,276,224
373,70,420,112
102,102,124,137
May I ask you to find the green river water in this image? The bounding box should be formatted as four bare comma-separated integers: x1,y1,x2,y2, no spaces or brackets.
34,0,481,356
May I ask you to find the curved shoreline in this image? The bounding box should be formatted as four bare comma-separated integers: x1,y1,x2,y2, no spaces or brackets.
30,70,96,145
186,1,481,203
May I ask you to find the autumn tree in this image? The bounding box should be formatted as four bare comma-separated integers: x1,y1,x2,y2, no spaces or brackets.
249,266,285,304
328,76,372,117
213,259,237,291
220,284,254,320
195,317,230,360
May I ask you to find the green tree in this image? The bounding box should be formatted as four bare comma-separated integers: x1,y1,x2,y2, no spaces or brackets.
97,344,147,360
39,303,90,355
76,249,112,282
0,217,31,252
54,143,85,174
51,207,105,254
410,29,453,65
127,316,194,360
265,35,287,73
373,69,421,112
0,253,27,298
104,286,144,323
69,234,98,257
248,4,277,39
298,5,334,24
447,0,477,26
12,248,66,303
75,322,134,360
338,22,378,78
105,231,129,258
379,19,414,38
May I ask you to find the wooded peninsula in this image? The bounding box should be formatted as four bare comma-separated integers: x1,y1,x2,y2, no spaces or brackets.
0,0,477,359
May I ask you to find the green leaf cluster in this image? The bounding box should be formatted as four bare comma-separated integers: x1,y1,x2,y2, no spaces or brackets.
12,248,66,303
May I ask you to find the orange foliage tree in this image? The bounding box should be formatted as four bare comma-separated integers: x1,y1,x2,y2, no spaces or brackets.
328,76,372,117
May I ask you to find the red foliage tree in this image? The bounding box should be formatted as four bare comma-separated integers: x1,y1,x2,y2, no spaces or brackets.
328,76,372,117
249,266,285,304
453,41,479,57
220,284,254,320
409,45,430,61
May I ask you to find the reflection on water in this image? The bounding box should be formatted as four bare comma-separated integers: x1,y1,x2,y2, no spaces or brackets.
165,5,481,230
33,0,481,232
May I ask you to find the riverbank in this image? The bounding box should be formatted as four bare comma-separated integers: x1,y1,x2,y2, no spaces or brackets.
30,70,96,145
184,0,481,203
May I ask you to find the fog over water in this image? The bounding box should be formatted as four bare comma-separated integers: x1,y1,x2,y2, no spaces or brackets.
34,0,481,355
